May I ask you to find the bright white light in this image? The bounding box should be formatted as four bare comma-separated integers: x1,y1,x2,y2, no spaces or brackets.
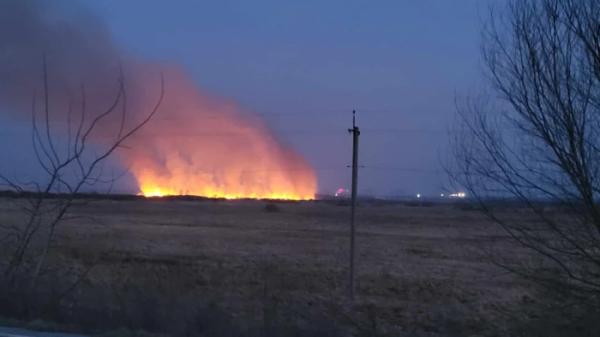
416,193,421,199
449,192,466,198
440,193,445,197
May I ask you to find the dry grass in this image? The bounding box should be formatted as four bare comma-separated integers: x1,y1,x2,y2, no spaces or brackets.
0,198,537,336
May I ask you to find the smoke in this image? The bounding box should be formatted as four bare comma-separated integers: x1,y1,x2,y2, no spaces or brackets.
0,0,317,199
0,1,119,110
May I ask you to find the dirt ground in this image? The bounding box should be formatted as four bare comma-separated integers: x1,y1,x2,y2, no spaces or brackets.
0,198,534,336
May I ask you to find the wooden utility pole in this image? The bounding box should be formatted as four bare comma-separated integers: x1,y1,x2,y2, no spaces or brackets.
348,110,360,301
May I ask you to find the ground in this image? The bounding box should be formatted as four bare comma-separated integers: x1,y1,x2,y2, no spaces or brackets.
0,198,534,336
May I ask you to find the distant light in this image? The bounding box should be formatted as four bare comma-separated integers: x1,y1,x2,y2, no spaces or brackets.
416,193,421,199
440,193,445,197
449,192,466,198
334,187,348,197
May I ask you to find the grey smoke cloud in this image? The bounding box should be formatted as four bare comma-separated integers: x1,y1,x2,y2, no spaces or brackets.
0,0,318,198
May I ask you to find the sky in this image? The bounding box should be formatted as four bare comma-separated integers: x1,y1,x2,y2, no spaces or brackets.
0,0,497,197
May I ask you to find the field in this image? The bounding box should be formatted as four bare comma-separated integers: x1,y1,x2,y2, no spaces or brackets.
0,198,535,336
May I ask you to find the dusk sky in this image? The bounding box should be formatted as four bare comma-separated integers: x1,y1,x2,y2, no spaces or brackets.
0,0,499,197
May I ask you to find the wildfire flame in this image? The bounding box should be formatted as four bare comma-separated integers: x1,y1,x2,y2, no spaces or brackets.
0,2,317,200
123,66,317,200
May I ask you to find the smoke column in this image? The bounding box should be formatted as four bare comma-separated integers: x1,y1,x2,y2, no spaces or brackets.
0,0,317,200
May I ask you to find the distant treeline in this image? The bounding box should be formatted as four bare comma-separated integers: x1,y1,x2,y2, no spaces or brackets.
0,190,575,210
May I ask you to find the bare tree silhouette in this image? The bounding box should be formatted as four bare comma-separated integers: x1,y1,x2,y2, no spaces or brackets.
0,58,164,297
451,0,600,303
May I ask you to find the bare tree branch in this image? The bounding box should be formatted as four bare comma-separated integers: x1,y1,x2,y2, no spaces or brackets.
451,0,600,301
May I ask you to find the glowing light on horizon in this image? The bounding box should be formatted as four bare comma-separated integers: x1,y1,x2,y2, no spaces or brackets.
334,187,348,197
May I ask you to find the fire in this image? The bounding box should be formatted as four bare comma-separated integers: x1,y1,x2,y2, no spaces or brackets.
137,168,315,200
135,154,316,200
0,2,317,200
134,147,316,200
122,65,317,200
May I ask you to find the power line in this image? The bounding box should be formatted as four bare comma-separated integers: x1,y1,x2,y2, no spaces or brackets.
362,166,443,174
360,128,455,134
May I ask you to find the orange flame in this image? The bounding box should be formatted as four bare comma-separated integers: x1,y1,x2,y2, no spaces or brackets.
122,66,317,200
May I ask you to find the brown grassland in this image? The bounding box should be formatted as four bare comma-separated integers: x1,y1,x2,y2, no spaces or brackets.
0,198,541,336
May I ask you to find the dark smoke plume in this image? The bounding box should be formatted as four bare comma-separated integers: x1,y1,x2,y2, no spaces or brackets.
0,0,317,199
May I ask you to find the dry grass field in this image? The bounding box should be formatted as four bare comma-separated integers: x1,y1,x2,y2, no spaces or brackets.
0,198,540,336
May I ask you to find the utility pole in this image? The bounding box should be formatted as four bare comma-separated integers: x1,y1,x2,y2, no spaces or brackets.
348,110,360,301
